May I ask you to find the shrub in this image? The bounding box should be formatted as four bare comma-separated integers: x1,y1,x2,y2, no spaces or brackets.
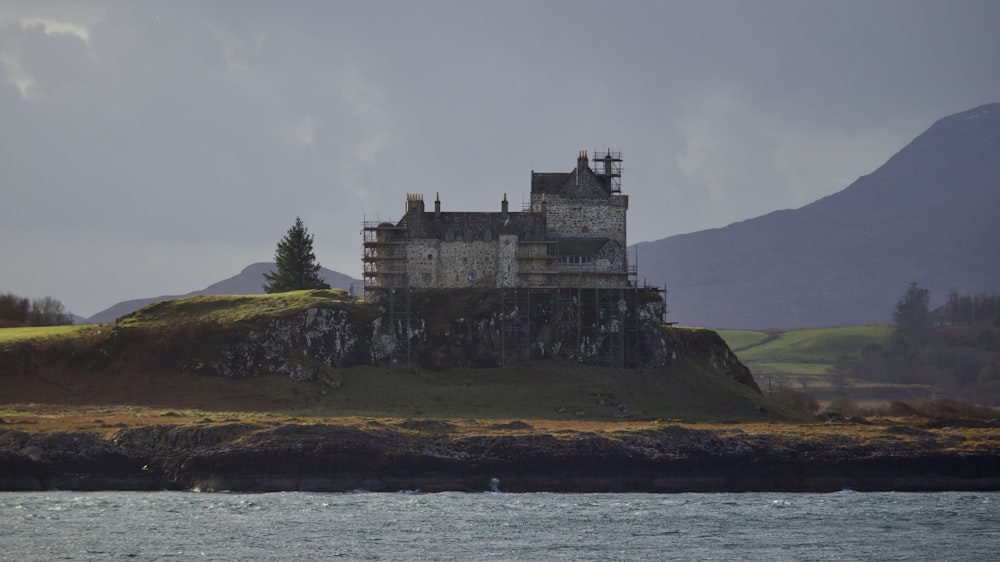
771,389,819,414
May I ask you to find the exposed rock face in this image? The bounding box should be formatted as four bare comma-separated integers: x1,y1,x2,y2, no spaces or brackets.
2,423,997,493
155,289,702,384
196,307,375,379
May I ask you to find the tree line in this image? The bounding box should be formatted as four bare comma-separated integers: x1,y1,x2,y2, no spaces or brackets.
833,283,1000,404
0,293,74,327
935,290,1000,327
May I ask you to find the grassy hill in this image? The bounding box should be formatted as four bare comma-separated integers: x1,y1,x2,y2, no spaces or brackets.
720,326,891,365
0,291,801,422
717,325,932,401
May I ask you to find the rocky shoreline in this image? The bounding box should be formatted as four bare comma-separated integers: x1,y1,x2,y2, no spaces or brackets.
2,421,998,493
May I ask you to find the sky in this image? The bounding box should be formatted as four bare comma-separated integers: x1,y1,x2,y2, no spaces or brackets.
1,0,998,318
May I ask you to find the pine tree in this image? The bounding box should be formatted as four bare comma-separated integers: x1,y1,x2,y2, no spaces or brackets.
263,217,330,293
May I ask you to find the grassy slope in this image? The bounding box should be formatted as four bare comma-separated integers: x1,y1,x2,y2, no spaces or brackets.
0,292,795,422
0,325,99,348
718,326,893,393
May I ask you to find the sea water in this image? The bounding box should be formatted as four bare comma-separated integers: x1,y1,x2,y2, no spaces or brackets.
1,491,997,561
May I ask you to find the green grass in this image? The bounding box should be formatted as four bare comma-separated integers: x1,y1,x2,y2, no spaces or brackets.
748,362,832,376
718,326,891,395
0,325,98,347
282,361,780,421
715,329,773,351
724,325,890,363
116,289,356,327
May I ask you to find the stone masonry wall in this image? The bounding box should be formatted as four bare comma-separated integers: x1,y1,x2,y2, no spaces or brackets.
533,195,628,246
496,234,518,287
406,239,498,289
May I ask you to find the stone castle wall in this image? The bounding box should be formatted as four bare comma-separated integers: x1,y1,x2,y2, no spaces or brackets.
532,194,628,246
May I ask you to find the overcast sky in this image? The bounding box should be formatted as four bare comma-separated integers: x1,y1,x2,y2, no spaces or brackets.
2,0,998,318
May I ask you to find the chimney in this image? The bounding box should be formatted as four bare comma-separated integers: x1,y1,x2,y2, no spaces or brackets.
501,192,508,214
434,192,441,219
576,150,589,185
406,193,424,213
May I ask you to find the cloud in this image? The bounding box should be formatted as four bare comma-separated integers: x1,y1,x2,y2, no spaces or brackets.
675,88,784,220
675,87,915,228
1,0,998,317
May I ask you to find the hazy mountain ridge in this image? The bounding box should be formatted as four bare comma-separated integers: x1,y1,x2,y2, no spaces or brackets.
635,103,1000,329
86,263,362,324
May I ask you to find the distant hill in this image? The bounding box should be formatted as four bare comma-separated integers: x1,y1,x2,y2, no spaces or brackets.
634,103,1000,329
86,263,362,324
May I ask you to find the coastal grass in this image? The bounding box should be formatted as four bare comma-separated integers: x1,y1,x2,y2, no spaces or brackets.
115,289,356,327
0,325,101,349
2,403,997,456
0,356,787,423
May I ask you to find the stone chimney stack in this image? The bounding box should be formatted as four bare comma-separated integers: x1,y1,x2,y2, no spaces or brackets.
501,192,509,214
576,150,589,185
406,193,424,214
434,192,441,219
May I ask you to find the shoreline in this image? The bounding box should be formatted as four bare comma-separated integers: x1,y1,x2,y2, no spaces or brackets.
2,417,998,493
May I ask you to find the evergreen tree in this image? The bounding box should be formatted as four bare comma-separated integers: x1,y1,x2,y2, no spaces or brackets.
894,282,931,333
892,282,932,353
263,217,330,293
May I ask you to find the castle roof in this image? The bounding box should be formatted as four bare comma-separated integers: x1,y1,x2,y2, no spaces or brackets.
530,152,614,197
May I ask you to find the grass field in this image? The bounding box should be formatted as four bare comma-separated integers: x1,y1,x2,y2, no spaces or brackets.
0,324,100,347
116,289,356,326
718,325,892,397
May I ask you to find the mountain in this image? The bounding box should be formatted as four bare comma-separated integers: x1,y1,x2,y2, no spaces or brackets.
634,103,1000,329
86,263,362,324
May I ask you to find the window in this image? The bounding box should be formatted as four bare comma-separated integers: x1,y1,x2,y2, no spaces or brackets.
559,255,592,265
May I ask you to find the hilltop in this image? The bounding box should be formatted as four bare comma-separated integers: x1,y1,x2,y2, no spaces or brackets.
85,263,362,324
2,289,773,422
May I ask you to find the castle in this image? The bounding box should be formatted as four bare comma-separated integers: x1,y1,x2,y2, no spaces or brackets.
363,150,634,297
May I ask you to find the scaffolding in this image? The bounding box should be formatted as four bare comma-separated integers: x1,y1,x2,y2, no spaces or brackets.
499,287,531,367
362,218,406,299
383,284,412,367
592,148,623,193
593,287,626,368
555,287,582,361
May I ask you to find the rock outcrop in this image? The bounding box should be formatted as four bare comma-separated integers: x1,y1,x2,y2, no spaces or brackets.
104,289,750,388
1,422,997,492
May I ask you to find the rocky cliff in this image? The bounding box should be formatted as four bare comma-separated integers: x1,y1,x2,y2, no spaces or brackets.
98,288,756,392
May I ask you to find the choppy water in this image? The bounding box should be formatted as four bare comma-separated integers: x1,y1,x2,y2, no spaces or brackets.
1,491,997,561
